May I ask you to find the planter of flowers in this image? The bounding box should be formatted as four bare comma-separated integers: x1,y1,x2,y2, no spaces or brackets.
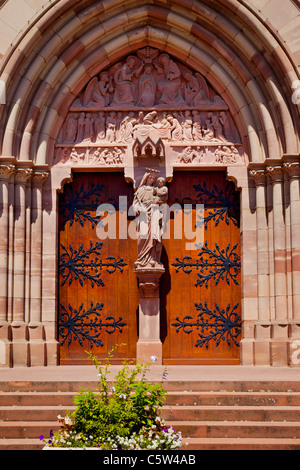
41,352,183,450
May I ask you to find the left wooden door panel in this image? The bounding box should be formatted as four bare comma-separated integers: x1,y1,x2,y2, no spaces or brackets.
58,172,138,364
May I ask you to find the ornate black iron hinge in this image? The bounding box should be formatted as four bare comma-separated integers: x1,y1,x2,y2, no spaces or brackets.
194,181,240,229
172,241,241,287
59,301,127,348
172,301,241,349
59,240,127,287
60,182,119,229
175,181,240,230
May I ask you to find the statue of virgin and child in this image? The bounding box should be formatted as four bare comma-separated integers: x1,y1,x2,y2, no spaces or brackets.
133,170,168,269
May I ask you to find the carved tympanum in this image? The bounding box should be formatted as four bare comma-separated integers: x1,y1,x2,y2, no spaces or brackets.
54,48,244,168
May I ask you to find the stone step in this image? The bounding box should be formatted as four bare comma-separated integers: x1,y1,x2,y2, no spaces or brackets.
0,439,44,451
166,391,300,407
2,390,300,407
1,404,300,422
1,420,300,445
1,437,300,451
163,405,300,422
1,379,300,451
185,438,300,451
1,380,300,392
170,420,300,439
0,421,60,439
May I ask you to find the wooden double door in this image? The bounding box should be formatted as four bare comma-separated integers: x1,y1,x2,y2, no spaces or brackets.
58,171,241,364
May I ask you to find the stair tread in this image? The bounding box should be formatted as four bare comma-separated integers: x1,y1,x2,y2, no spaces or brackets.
167,420,300,426
2,404,300,412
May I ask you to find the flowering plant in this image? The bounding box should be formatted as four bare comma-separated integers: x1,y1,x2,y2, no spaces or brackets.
41,350,183,450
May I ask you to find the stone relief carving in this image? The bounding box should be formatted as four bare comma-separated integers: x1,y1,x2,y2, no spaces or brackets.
71,48,227,111
54,48,244,168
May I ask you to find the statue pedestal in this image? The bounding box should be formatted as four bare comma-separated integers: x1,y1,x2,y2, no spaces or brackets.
134,265,165,365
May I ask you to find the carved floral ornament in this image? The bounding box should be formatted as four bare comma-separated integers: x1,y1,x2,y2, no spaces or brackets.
54,48,244,168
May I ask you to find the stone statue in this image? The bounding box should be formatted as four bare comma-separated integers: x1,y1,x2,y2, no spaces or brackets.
133,169,166,268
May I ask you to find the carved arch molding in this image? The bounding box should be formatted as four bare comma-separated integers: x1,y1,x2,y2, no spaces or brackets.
54,47,245,183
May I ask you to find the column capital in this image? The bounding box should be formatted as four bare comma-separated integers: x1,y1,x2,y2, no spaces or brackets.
0,163,15,181
265,163,284,183
283,159,300,179
249,167,267,186
32,168,50,188
14,167,33,185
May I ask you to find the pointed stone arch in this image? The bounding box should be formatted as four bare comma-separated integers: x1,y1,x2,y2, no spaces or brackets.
0,0,299,367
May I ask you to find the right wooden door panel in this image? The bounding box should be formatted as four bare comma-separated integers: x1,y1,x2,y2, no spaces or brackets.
161,171,241,364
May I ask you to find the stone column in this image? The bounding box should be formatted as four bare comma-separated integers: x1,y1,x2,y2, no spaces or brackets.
283,158,300,364
135,266,165,364
249,168,270,321
11,164,32,366
283,158,300,318
266,163,287,321
0,161,15,366
28,167,49,366
249,167,272,364
266,162,290,365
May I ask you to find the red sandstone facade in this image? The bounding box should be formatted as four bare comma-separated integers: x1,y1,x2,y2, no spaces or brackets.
0,0,299,368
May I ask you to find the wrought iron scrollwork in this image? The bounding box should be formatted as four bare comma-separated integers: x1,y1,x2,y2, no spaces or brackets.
172,301,241,349
60,182,119,229
172,241,241,287
194,181,240,229
59,301,127,348
175,181,239,230
59,240,127,287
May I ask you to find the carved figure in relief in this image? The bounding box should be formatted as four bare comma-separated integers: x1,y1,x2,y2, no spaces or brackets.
137,64,156,107
82,113,94,143
193,147,205,163
70,147,85,164
133,169,165,268
106,112,117,142
202,118,215,141
156,54,185,105
182,110,194,141
167,114,183,141
116,112,124,142
120,112,136,142
192,111,203,141
112,56,143,106
77,113,86,142
215,145,239,164
94,112,106,141
219,112,234,142
208,112,226,142
183,71,209,106
65,114,78,143
83,72,114,108
152,112,172,139
176,147,194,163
